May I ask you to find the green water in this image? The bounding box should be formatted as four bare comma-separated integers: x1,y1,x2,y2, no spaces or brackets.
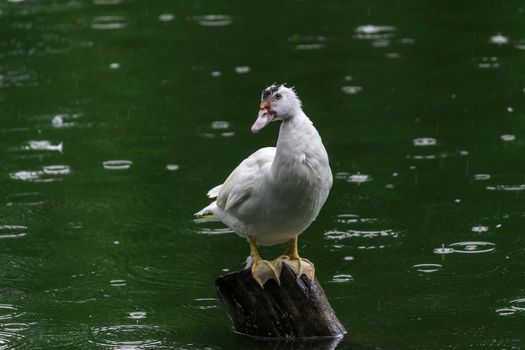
1,0,525,349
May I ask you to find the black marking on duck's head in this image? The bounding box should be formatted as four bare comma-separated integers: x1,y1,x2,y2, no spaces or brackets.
261,84,282,101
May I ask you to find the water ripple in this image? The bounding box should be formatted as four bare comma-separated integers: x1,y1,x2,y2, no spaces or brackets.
192,14,232,27
0,304,21,320
91,16,129,30
450,241,495,254
103,160,133,170
0,226,27,239
6,192,45,206
288,34,325,50
89,324,177,348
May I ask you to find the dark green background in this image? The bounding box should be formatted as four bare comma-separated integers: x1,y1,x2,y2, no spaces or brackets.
1,0,524,349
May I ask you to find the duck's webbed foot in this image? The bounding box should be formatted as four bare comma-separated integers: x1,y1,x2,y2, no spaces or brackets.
276,236,315,281
248,236,281,288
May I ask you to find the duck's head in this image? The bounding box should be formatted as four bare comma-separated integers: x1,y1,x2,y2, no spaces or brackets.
251,84,302,133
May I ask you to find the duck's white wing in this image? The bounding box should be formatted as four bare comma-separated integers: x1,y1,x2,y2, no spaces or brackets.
216,147,275,212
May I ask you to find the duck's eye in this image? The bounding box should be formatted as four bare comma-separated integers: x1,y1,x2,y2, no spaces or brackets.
274,93,282,100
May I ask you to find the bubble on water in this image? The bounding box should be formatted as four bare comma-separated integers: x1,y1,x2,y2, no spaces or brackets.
193,14,232,27
52,115,64,127
489,33,509,45
235,66,250,74
471,225,489,233
211,121,230,129
91,16,129,30
343,256,354,261
412,263,442,273
50,113,81,129
210,71,221,77
103,160,132,170
501,134,515,141
109,62,120,69
413,137,436,146
331,274,353,283
43,165,71,175
450,241,495,254
221,131,234,137
166,164,179,171
341,86,362,95
507,106,514,112
474,174,491,181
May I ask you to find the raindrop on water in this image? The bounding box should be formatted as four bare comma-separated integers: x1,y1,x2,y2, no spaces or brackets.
413,137,436,146
489,33,509,45
331,274,353,283
159,13,175,22
103,160,132,170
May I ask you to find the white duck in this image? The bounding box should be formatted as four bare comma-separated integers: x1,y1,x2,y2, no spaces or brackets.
196,84,332,287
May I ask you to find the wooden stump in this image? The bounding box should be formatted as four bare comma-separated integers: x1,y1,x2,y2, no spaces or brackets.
215,263,347,339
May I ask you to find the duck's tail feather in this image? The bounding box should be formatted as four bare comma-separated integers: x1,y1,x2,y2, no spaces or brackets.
194,201,218,218
207,184,222,198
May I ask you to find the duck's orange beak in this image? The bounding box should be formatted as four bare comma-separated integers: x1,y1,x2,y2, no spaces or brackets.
251,100,274,134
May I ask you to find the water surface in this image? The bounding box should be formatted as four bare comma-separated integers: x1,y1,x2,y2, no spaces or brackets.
1,0,525,349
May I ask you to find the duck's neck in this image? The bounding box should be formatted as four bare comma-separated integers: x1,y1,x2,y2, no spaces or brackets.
272,111,319,173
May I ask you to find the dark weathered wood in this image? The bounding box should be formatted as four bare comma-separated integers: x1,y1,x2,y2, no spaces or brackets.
215,263,347,339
